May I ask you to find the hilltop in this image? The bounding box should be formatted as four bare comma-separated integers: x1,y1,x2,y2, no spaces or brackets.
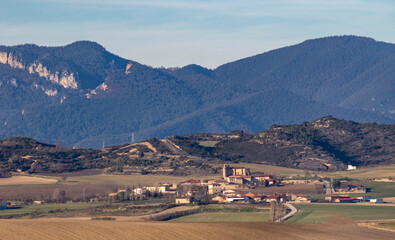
0,117,393,177
0,36,394,148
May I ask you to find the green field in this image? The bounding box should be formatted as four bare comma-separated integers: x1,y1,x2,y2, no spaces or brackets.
0,202,100,216
287,204,395,223
307,181,395,199
170,212,270,222
379,222,395,228
198,141,219,147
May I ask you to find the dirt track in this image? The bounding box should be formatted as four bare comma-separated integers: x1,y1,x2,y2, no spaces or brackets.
1,219,394,240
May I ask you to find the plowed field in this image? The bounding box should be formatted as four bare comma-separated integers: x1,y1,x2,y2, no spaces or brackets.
0,219,394,240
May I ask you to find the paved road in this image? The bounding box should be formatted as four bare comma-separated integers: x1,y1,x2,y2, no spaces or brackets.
277,203,298,222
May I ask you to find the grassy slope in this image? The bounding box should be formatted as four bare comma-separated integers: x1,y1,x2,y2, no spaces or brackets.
287,204,395,223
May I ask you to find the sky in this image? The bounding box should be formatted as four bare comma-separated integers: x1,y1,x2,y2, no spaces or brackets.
0,0,394,68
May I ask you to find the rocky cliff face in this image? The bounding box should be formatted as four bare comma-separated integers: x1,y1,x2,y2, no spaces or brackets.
0,51,78,89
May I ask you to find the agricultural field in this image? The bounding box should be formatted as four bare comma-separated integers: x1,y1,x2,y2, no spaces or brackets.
287,204,395,223
170,212,270,222
63,173,219,186
0,176,57,186
1,219,394,240
379,222,395,229
328,165,395,180
0,202,100,216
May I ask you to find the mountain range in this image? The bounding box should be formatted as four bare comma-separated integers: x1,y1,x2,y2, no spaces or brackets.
0,36,394,148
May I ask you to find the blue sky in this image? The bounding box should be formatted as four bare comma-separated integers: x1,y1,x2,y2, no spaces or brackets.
0,0,394,68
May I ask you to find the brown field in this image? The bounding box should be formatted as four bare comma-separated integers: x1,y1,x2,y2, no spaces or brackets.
0,183,118,201
64,174,219,186
0,218,394,240
0,176,57,185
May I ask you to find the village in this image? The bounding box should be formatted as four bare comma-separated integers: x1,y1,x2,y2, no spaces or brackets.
103,164,384,206
0,163,386,213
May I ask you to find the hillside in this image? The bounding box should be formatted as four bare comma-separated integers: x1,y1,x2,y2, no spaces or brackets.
0,117,393,176
169,116,394,171
0,36,394,148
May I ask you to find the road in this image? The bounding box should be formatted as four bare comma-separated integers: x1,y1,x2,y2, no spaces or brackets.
277,203,298,222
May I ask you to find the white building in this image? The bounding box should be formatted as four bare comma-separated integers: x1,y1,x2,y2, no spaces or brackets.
347,165,357,171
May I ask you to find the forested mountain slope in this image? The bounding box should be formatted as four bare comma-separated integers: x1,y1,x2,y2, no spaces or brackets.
0,36,393,148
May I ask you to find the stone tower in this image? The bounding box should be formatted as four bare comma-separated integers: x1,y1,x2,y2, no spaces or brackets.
223,164,231,179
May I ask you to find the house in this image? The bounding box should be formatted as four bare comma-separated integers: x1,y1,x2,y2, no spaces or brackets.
208,184,222,195
0,199,7,210
290,194,311,203
146,185,169,193
176,197,193,204
227,176,245,184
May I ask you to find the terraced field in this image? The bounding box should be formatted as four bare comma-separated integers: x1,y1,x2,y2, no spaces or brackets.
1,219,394,240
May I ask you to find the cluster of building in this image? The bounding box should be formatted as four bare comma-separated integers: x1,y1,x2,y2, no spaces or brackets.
222,164,278,185
175,165,282,204
325,194,383,203
213,193,311,204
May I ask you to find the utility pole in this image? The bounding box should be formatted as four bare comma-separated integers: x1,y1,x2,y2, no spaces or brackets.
131,132,135,144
